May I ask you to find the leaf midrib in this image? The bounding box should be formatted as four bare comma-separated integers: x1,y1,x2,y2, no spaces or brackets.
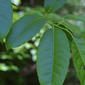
51,29,56,85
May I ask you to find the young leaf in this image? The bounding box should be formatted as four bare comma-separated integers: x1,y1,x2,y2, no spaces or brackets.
37,29,70,85
6,13,47,48
44,0,67,12
71,41,85,85
0,0,12,40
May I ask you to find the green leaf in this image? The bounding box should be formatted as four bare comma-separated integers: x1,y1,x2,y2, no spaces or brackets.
65,14,85,23
44,0,67,12
37,29,70,85
64,15,85,38
56,19,85,66
60,19,85,65
6,13,47,48
55,20,83,38
72,37,85,65
71,40,85,85
0,0,12,40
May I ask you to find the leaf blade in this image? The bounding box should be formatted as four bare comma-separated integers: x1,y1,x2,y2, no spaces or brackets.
72,37,85,65
37,29,70,85
71,40,85,85
6,13,47,48
0,0,12,40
